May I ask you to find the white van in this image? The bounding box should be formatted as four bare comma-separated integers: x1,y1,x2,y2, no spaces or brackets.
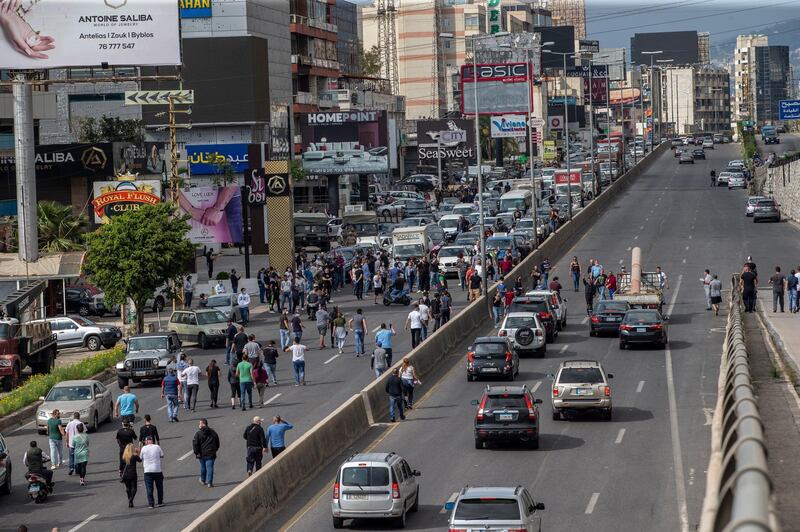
499,190,532,213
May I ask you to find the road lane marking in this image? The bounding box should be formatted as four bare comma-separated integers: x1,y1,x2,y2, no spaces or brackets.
685,246,689,251
559,344,568,353
68,515,99,532
265,393,282,404
665,274,690,532
615,428,626,444
441,492,459,513
12,420,35,433
178,450,194,461
688,235,692,240
585,492,600,514
682,258,686,264
619,259,623,264
636,380,645,393
324,354,340,364
581,317,588,324
626,246,632,252
639,226,644,230
634,235,639,240
157,404,167,411
371,326,381,333
531,381,541,393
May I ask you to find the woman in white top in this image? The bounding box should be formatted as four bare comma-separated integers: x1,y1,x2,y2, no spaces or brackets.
400,358,420,409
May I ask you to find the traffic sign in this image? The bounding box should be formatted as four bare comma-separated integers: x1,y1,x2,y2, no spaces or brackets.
439,130,467,144
529,118,545,128
778,99,800,120
124,90,195,105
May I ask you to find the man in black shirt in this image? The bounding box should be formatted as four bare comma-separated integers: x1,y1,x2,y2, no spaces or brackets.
243,416,268,475
739,264,758,312
262,340,279,385
385,369,405,422
115,421,137,477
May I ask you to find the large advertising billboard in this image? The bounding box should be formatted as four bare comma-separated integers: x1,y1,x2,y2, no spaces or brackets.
461,63,533,116
490,115,527,138
187,144,251,175
416,119,476,163
0,0,181,69
91,179,161,223
0,143,114,180
173,186,243,244
300,111,389,175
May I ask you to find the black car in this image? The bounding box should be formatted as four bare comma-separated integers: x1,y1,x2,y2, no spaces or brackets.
511,296,558,342
473,384,542,449
466,337,519,382
399,175,436,192
65,288,105,317
619,309,669,349
590,300,631,336
692,148,705,160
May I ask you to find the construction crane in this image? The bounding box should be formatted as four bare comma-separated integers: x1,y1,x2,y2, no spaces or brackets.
376,0,399,96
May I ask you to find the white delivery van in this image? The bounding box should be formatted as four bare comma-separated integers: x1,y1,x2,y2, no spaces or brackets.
499,190,532,213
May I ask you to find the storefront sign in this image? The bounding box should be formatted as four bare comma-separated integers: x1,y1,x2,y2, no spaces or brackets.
306,111,382,125
91,179,161,223
416,119,476,162
187,144,250,175
490,114,527,138
174,186,243,244
180,0,212,18
0,143,113,179
488,0,502,34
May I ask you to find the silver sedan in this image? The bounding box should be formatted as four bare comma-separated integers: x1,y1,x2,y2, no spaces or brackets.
37,379,114,434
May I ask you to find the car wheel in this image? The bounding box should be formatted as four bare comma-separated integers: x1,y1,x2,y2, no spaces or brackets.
529,437,540,450
467,374,474,382
410,487,420,512
332,517,344,529
589,330,596,337
396,508,407,528
78,305,90,317
537,345,546,358
604,408,613,421
86,335,102,351
199,333,209,350
0,467,10,495
474,438,484,449
1,364,20,392
619,341,626,350
552,409,561,421
117,376,129,389
508,371,515,382
90,411,99,433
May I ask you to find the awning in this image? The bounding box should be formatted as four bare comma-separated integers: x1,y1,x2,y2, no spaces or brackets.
0,252,85,281
609,87,641,106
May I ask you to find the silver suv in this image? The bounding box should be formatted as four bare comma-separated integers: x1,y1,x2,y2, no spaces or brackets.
446,486,545,531
43,316,122,351
115,332,183,389
550,360,614,421
499,312,546,357
331,452,420,529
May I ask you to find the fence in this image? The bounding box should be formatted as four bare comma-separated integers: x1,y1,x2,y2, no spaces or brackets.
700,276,779,532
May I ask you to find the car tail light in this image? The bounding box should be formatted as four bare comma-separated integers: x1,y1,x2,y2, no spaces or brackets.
505,352,513,363
333,482,340,499
498,330,507,336
535,329,543,337
467,352,475,362
538,311,552,320
392,482,400,499
476,394,488,422
552,387,559,397
524,394,537,421
652,324,663,330
507,529,528,532
604,386,611,397
448,529,467,532
619,324,632,331
590,315,600,323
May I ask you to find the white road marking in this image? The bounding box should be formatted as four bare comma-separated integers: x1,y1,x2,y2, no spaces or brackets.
627,246,632,251
68,515,99,532
619,259,624,264
12,420,35,433
265,393,282,404
645,217,649,221
581,316,588,324
178,450,194,461
688,235,692,240
639,225,644,230
682,258,686,264
665,275,690,532
685,246,690,251
559,344,568,353
636,380,645,393
531,381,541,393
371,326,381,333
585,492,600,514
634,235,639,240
615,428,626,444
441,492,459,513
157,404,167,411
324,354,340,364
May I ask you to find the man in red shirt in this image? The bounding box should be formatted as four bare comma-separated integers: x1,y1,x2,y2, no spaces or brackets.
548,276,563,294
499,255,513,276
606,271,617,300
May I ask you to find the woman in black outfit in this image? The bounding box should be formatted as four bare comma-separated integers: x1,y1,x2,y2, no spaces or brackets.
121,443,142,508
206,359,221,408
583,274,596,316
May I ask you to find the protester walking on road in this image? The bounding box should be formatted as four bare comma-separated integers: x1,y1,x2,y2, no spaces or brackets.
253,360,269,406
233,326,248,360
139,415,160,446
228,357,241,410
161,369,181,422
73,423,89,486
237,288,251,326
701,269,713,310
243,334,262,361
121,443,141,508
243,416,268,476
266,416,294,458
789,269,799,313
65,412,82,475
176,355,189,407
333,311,347,354
570,256,581,292
400,358,420,409
193,419,220,488
386,369,405,422
206,360,220,408
236,355,254,411
709,274,723,316
491,293,503,326
375,323,396,367
115,386,139,424
115,421,137,478
285,338,307,386
47,410,65,469
405,303,423,349
371,341,389,378
184,359,201,412
583,274,596,316
740,263,758,312
315,305,330,348
263,341,279,385
225,319,237,366
291,312,304,342
769,266,786,313
140,436,164,508
349,309,367,357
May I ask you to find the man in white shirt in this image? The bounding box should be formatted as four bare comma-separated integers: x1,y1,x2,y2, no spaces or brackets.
183,360,202,412
140,436,165,508
214,280,226,295
404,303,423,349
417,300,430,341
237,288,251,326
64,412,83,475
283,338,307,386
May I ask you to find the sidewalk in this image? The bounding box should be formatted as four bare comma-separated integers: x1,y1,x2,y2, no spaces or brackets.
756,289,800,376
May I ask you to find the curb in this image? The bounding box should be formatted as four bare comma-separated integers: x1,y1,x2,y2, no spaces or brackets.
0,368,117,434
755,304,800,384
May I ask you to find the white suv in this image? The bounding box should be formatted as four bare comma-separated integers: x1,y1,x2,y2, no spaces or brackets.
499,312,546,357
332,452,420,529
446,486,545,532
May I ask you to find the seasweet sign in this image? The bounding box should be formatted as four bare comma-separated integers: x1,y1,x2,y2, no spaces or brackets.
490,115,527,138
778,100,800,120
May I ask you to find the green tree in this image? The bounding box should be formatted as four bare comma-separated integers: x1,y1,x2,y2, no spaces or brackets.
37,201,87,252
84,203,194,333
77,116,144,145
360,44,381,78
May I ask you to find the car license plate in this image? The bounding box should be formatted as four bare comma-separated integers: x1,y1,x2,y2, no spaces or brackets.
575,388,592,396
481,367,499,373
498,413,513,421
29,485,40,493
637,327,646,333
347,494,368,500
134,371,148,377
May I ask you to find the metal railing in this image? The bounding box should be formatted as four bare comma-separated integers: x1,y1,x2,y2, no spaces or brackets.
700,276,779,532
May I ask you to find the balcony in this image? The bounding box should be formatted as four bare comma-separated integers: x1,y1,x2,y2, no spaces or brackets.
295,91,315,105
291,54,339,71
289,14,337,41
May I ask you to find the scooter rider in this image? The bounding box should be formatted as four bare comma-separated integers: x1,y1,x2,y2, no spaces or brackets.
24,441,54,487
389,273,408,301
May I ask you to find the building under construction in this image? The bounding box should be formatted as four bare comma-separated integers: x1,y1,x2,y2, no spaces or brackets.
545,0,586,40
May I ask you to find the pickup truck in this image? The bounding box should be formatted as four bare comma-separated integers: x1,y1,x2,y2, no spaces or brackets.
614,272,664,313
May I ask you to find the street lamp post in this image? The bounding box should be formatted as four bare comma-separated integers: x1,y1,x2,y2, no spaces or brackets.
543,48,574,220
641,51,662,146
657,59,673,135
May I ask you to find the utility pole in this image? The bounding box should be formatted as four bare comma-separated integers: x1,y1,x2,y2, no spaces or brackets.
12,72,37,263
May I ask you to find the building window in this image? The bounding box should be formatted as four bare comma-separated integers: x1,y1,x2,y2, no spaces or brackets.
465,13,480,30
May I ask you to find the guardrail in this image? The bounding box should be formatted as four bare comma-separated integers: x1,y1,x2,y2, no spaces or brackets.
700,276,779,532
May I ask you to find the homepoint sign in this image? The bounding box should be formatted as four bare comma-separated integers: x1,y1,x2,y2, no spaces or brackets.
490,114,527,138
306,111,381,125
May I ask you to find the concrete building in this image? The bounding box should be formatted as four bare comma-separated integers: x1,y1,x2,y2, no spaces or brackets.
750,45,790,125
733,34,769,123
663,65,731,135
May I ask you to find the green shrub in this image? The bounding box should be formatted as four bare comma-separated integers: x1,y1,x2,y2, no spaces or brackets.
0,347,125,418
216,271,230,280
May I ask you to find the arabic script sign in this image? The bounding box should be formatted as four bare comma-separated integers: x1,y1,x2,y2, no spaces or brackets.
186,144,250,175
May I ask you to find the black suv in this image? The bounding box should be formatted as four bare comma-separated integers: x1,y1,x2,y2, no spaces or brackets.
511,295,558,342
466,337,519,382
473,385,542,449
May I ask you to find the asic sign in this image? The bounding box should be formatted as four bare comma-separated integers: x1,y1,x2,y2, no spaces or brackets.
462,63,529,82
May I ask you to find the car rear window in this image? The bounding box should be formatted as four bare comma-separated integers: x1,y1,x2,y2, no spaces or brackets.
474,343,507,355
511,299,548,313
756,200,775,207
595,302,629,313
454,498,521,520
486,395,526,409
624,311,660,324
503,316,536,329
558,367,604,384
341,466,390,487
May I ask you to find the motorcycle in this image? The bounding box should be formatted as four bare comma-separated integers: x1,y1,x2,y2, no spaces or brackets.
26,470,52,503
383,289,411,306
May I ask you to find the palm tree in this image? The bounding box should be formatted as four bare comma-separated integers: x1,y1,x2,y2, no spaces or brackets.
36,201,87,252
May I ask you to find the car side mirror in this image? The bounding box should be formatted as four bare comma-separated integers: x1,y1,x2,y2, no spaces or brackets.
412,469,421,477
534,398,543,404
444,501,456,511
38,396,45,401
535,502,545,510
607,373,614,379
470,399,479,406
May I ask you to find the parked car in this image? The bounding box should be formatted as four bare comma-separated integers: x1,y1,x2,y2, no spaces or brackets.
728,173,746,189
716,172,732,187
466,337,519,381
65,287,108,317
331,452,420,529
36,379,114,434
0,432,11,496
753,198,781,223
205,293,242,322
499,312,546,357
550,360,613,420
619,309,669,349
167,309,228,348
115,332,183,389
745,196,766,216
42,315,122,351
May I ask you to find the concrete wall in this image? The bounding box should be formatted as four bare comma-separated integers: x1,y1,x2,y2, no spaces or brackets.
181,142,670,531
765,157,800,222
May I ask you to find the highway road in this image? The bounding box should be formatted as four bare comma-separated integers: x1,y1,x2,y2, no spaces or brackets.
0,282,471,531
756,131,800,156
270,141,800,532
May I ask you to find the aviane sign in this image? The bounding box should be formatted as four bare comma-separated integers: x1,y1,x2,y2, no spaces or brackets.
490,114,527,138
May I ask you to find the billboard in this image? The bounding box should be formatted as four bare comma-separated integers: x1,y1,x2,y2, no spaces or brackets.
91,179,161,223
554,170,582,184
461,63,532,116
0,143,114,180
117,142,168,175
416,119,476,162
174,186,243,244
180,0,211,18
595,48,626,81
0,0,180,69
535,26,575,69
187,144,250,175
779,100,800,120
300,111,389,175
631,31,698,66
490,115,527,138
583,77,608,106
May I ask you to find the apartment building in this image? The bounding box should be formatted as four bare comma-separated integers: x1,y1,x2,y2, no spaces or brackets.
663,65,730,135
733,34,768,123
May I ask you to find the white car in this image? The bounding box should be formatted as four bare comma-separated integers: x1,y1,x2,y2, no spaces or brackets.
451,203,478,217
716,172,732,186
702,139,714,149
437,245,471,277
728,174,746,189
438,214,463,241
499,312,546,357
746,196,765,216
